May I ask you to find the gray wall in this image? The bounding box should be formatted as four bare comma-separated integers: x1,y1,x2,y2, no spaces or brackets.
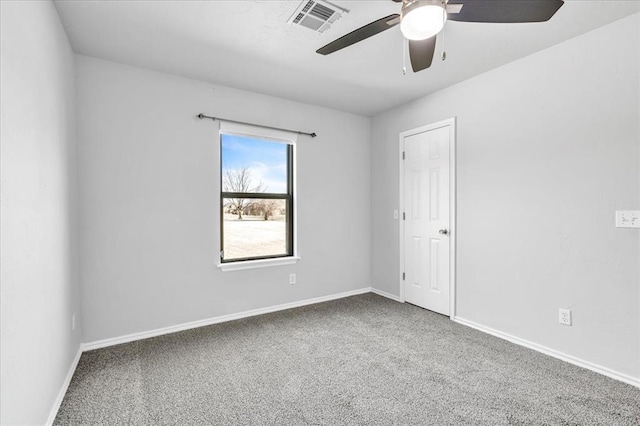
371,14,640,378
76,56,372,343
0,1,81,424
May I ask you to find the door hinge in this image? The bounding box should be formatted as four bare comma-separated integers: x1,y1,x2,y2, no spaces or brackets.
402,212,406,220
402,272,405,281
402,151,405,160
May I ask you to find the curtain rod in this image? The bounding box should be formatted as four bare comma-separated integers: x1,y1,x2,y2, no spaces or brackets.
197,113,317,138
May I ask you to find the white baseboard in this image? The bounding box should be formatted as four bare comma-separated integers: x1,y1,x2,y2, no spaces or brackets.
453,316,640,389
370,287,402,303
82,287,372,352
46,346,83,426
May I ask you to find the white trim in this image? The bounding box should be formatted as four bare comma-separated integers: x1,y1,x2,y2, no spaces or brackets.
82,287,372,351
398,117,457,319
398,132,405,303
292,142,298,259
453,316,640,389
218,256,300,272
449,119,457,320
371,288,402,303
46,346,83,426
218,130,299,267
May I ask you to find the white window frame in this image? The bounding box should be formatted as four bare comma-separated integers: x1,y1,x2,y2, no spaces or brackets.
216,121,299,272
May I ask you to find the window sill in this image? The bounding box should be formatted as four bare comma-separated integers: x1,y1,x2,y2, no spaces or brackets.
217,256,300,272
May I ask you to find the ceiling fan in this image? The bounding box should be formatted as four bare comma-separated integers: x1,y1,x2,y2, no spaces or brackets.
316,0,565,72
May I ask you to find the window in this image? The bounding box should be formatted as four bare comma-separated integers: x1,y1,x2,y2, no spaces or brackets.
219,123,296,267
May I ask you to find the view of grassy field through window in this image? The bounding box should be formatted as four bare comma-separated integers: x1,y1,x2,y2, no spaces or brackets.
221,134,290,261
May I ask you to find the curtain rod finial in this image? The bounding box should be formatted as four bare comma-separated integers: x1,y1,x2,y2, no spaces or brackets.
311,132,317,138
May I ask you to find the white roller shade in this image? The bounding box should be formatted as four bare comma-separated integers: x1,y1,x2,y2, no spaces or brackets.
219,120,298,145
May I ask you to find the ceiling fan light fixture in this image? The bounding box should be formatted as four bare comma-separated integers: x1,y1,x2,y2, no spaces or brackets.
400,0,447,41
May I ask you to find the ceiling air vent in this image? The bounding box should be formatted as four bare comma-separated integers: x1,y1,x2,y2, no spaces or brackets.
288,0,348,33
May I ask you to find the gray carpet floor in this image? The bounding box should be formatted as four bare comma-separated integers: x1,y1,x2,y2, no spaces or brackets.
55,293,640,425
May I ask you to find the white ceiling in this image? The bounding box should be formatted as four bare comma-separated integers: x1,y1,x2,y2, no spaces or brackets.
54,0,640,116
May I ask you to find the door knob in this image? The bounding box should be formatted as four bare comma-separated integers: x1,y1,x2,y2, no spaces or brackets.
439,229,448,235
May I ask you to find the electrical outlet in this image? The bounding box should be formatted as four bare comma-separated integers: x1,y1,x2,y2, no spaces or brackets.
615,211,640,228
558,308,572,326
72,314,76,331
289,273,296,285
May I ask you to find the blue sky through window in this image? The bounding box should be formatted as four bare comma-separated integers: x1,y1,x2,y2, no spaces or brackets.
221,134,288,193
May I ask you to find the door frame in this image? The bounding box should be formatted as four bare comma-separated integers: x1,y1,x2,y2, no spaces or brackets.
398,117,457,320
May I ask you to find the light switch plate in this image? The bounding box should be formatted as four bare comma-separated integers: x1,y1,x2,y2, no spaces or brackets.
615,211,640,228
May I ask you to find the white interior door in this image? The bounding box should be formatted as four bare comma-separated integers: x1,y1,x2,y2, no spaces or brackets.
401,121,453,316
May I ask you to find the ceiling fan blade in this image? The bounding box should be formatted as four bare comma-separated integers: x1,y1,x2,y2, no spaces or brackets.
316,14,400,55
447,0,564,23
409,36,437,72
